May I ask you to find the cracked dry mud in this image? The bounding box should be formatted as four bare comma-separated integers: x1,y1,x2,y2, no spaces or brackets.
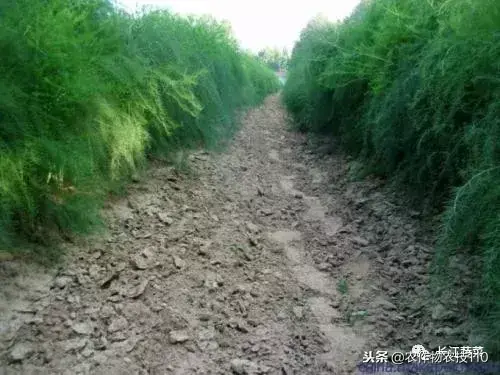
0,95,462,374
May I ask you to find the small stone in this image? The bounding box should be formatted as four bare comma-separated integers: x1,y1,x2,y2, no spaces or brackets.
157,212,174,225
108,317,128,333
100,305,115,319
293,306,304,319
388,288,399,296
294,192,304,199
198,247,208,256
9,343,34,361
352,237,369,246
76,273,91,286
54,276,72,289
141,246,155,259
198,340,219,352
257,186,264,196
100,271,120,289
109,331,128,342
62,338,87,353
230,319,250,333
127,279,149,299
431,304,454,321
88,265,100,279
375,298,397,310
245,222,259,234
81,347,94,358
318,262,330,271
261,209,272,216
215,274,224,286
321,360,337,372
194,153,208,161
239,247,254,261
125,337,141,353
199,313,211,322
173,256,186,269
434,327,454,336
402,259,414,267
130,254,149,270
236,322,250,334
93,353,107,364
247,319,258,327
204,278,218,291
24,314,43,325
410,210,421,218
95,336,108,350
277,311,287,321
232,284,247,294
72,322,93,335
230,358,259,374
198,327,216,342
169,330,190,344
331,300,340,308
248,236,258,247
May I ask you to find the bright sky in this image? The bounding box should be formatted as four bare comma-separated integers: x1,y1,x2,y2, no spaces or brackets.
118,0,361,52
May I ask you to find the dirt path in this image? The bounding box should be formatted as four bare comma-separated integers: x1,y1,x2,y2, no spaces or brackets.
0,96,451,374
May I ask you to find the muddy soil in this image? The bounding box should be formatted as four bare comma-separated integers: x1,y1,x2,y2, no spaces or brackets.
0,95,464,374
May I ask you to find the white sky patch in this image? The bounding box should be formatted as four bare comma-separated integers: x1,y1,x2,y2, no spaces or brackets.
117,0,361,52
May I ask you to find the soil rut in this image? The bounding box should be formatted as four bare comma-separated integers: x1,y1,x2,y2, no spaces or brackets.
0,95,452,374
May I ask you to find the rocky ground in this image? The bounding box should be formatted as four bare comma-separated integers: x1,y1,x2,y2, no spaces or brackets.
0,95,465,374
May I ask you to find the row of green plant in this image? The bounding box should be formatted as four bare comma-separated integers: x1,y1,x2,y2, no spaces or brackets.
255,47,291,71
0,0,279,253
283,0,499,355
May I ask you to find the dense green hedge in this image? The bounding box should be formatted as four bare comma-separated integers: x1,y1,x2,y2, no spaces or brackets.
0,0,279,249
283,0,499,353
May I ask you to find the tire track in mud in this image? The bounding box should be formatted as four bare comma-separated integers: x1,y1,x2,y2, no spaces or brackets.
0,95,450,375
268,176,365,373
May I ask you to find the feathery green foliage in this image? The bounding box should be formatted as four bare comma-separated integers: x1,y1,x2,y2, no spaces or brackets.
283,0,500,354
0,0,279,252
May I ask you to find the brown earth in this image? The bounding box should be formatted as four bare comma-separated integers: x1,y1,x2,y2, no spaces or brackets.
0,95,464,374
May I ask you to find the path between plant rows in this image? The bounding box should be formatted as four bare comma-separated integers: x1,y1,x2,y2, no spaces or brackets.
0,95,449,374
